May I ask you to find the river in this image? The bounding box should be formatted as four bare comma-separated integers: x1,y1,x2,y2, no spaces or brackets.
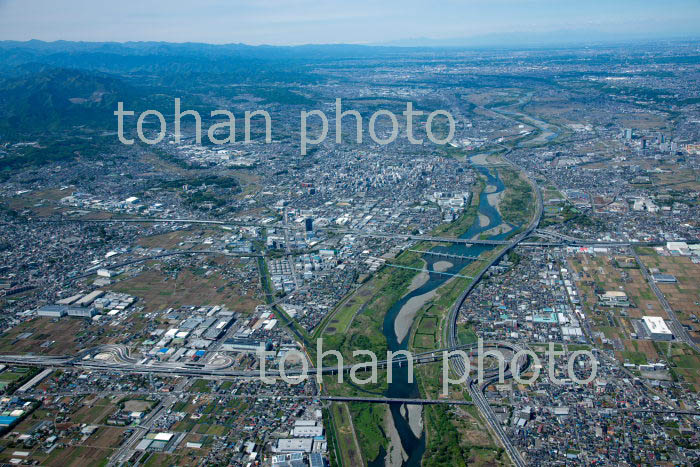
371,158,516,466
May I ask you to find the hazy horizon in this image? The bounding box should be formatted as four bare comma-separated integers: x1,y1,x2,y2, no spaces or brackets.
1,0,699,46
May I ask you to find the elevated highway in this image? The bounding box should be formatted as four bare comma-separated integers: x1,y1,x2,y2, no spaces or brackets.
0,341,524,380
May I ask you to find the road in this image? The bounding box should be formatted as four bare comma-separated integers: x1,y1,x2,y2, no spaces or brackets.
631,249,700,353
0,341,526,380
108,378,189,466
408,249,484,261
440,146,543,467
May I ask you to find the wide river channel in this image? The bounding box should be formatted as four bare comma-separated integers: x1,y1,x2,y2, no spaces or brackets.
370,157,516,467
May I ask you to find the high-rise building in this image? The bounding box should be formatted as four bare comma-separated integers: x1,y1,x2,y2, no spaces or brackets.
305,218,313,232
624,128,632,140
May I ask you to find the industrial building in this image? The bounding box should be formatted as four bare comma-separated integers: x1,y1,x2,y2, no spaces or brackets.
75,290,104,307
67,307,98,318
276,438,313,453
37,305,67,318
642,316,673,341
203,317,234,340
651,273,677,283
36,305,97,319
222,338,262,352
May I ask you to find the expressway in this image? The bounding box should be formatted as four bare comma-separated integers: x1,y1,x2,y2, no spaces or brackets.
441,149,544,467
0,341,524,381
26,211,693,250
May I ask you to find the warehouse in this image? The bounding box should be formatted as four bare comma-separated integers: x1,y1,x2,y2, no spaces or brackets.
292,425,324,437
651,273,677,283
203,317,234,340
276,438,313,453
642,316,673,341
37,305,67,318
67,307,98,318
222,338,262,352
75,290,104,307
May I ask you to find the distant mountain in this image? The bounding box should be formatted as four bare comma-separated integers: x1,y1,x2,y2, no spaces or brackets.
0,67,136,136
0,40,397,80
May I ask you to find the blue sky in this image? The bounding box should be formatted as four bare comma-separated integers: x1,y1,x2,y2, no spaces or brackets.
0,0,698,45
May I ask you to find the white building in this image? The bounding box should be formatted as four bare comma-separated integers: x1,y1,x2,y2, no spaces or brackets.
276,438,313,453
642,316,673,341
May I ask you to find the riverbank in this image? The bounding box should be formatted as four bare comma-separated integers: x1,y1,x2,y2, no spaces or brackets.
385,410,408,467
406,259,430,293
394,289,437,343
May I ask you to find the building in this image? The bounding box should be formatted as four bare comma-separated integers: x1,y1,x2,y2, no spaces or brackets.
37,305,97,318
222,338,262,352
642,316,673,341
16,368,53,393
203,317,234,340
597,291,630,307
309,453,325,467
651,273,677,283
292,425,324,437
67,306,98,318
276,438,313,453
305,217,313,232
666,242,690,255
37,305,67,318
75,290,104,307
272,453,305,466
56,293,84,305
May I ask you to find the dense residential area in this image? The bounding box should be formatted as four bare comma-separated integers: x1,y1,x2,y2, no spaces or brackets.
1,7,700,466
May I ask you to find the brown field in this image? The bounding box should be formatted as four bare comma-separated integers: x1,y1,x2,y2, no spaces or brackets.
616,113,670,130
3,187,74,217
567,253,669,354
71,397,118,424
635,339,660,360
123,399,154,412
618,338,659,364
667,343,700,391
639,254,700,342
0,317,86,355
109,262,261,314
44,446,113,467
648,167,700,192
140,451,207,466
89,426,127,449
137,227,222,249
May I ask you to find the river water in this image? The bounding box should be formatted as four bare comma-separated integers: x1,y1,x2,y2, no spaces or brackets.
371,161,515,467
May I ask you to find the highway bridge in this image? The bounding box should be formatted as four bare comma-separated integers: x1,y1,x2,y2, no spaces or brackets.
408,249,484,261
26,215,694,249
